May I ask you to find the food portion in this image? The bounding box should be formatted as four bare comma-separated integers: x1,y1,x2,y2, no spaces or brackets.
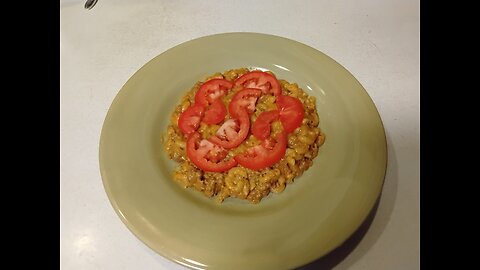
163,68,325,203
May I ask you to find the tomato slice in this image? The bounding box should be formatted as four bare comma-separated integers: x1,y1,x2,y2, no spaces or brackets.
228,88,262,119
202,99,227,125
178,104,205,135
195,79,233,106
234,71,281,96
277,95,305,133
234,131,287,170
186,132,237,172
209,110,250,149
252,110,279,140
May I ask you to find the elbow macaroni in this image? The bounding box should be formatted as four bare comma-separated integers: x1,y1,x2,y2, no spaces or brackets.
163,68,325,204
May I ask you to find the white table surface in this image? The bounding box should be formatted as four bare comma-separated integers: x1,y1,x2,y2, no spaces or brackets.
60,0,419,269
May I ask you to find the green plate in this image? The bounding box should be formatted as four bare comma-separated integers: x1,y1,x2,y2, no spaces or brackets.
99,33,387,270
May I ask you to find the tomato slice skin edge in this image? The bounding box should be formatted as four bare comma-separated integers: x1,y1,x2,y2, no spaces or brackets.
178,104,205,135
277,95,305,133
228,88,262,119
234,71,281,96
234,131,287,170
252,110,280,140
209,110,250,149
186,132,237,172
195,79,233,106
202,99,227,125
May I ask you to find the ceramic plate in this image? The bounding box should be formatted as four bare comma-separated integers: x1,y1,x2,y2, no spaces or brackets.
99,33,387,270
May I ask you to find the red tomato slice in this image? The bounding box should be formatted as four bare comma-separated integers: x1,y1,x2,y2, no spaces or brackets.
209,110,250,149
262,137,277,150
186,132,237,172
228,88,262,119
195,79,233,106
234,71,281,96
234,131,287,170
178,104,205,135
252,110,279,140
202,99,227,125
277,95,305,133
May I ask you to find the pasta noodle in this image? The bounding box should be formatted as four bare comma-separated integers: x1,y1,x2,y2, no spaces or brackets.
163,68,325,204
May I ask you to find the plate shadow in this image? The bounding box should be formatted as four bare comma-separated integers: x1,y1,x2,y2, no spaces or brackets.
296,131,399,270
